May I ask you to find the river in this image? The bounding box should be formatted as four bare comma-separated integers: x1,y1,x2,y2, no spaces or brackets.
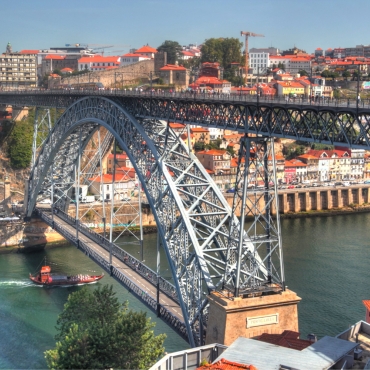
0,213,369,368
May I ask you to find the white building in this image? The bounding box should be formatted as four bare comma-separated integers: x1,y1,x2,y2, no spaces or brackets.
88,174,135,200
249,52,270,74
78,55,121,72
120,53,150,67
349,149,365,179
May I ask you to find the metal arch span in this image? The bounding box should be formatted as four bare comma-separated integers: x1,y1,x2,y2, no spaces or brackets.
27,96,272,346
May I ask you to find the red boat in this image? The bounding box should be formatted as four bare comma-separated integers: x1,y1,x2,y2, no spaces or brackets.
29,264,104,286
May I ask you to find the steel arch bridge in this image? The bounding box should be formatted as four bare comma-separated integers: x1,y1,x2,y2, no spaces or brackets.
3,90,370,346
27,96,276,347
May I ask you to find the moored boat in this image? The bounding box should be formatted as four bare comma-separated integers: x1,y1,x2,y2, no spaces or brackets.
29,263,104,286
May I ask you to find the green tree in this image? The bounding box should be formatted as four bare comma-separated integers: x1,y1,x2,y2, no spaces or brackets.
157,40,183,64
194,141,205,151
200,38,243,68
277,62,285,71
298,69,308,76
45,285,166,369
342,70,351,79
7,120,33,168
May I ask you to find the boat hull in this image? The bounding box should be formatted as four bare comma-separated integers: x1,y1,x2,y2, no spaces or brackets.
29,273,104,286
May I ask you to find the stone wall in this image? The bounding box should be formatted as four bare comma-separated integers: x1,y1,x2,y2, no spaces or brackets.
63,60,155,88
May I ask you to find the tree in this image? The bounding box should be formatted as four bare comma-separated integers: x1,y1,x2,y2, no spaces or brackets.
277,62,285,71
45,285,166,369
200,38,243,68
298,69,308,76
157,40,183,64
342,70,351,79
7,120,33,168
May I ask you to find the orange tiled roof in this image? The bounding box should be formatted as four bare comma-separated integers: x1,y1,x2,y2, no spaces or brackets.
297,154,318,160
258,330,312,351
197,149,227,155
135,45,157,53
363,300,370,311
160,64,186,71
170,122,186,129
49,73,61,78
108,153,129,160
276,81,304,88
191,127,209,133
197,358,256,370
61,67,73,72
88,173,134,183
19,49,39,54
79,55,120,63
45,54,66,60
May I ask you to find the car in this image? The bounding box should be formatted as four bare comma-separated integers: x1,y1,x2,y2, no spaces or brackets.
295,185,303,188
342,181,350,187
288,185,295,189
121,197,131,201
226,188,236,193
280,185,287,189
303,184,310,188
364,180,370,184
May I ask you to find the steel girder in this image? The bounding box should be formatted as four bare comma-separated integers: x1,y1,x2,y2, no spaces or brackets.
1,92,370,148
26,96,264,346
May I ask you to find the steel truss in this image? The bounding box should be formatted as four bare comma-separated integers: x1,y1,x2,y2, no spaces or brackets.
226,136,285,297
1,92,370,149
26,96,267,347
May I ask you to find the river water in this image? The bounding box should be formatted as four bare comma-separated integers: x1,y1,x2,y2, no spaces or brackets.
0,213,369,369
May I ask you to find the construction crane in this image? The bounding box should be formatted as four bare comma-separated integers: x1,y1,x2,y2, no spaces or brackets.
240,31,264,74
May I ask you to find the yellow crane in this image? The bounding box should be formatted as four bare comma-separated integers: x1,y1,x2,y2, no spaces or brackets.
240,31,264,74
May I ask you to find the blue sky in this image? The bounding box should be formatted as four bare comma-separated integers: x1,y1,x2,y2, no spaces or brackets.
4,0,370,54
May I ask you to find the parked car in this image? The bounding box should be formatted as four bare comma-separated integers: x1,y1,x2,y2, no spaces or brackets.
226,188,236,193
295,185,303,188
342,181,350,187
364,180,370,184
288,185,295,189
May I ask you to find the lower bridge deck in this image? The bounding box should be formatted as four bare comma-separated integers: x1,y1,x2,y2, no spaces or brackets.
35,208,188,341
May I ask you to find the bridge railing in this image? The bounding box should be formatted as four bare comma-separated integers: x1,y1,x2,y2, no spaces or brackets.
54,208,179,303
2,88,370,109
34,209,187,340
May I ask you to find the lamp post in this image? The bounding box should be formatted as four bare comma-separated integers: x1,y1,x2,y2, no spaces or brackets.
356,64,360,111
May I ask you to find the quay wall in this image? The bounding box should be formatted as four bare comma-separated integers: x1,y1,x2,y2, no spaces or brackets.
2,185,370,251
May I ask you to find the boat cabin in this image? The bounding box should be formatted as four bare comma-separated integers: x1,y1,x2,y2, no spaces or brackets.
39,266,51,283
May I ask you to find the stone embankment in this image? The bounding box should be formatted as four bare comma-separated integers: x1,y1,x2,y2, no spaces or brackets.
2,185,370,253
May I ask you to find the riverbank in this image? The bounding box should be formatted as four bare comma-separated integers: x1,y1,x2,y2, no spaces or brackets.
2,205,370,254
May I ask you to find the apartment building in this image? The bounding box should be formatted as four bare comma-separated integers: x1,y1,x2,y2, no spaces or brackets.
195,149,231,175
0,49,37,88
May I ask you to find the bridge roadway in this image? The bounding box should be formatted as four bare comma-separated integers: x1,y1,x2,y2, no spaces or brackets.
35,207,188,341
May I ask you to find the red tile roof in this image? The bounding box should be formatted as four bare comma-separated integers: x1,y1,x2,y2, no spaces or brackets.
257,330,312,351
191,127,209,133
61,67,73,72
197,358,256,370
197,149,227,155
160,64,186,71
170,122,186,129
79,56,120,63
19,49,39,54
135,45,157,53
88,173,134,183
363,300,370,311
45,54,66,60
108,153,129,160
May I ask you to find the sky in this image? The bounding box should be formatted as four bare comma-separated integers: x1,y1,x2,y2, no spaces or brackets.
4,0,370,55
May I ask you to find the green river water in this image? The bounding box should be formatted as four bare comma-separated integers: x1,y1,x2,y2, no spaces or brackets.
0,213,369,368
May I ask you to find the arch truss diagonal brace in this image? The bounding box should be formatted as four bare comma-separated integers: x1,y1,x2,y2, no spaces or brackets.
226,136,285,297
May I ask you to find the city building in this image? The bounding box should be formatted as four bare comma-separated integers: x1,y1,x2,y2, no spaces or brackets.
0,44,37,88
191,76,231,93
107,153,132,173
190,127,210,144
275,80,305,97
88,173,135,200
297,154,319,180
158,64,188,88
134,45,157,59
78,55,121,72
120,53,151,66
196,149,231,175
249,51,269,74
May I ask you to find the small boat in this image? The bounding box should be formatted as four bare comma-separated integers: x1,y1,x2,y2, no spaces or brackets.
29,263,104,286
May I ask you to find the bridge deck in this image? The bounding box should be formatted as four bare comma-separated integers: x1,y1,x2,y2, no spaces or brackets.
36,209,187,340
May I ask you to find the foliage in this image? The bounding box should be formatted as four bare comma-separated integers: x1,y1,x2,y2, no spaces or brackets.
194,141,205,151
45,285,166,369
223,66,245,86
278,62,285,71
311,143,334,150
157,40,183,64
321,70,339,79
342,70,351,79
200,38,243,68
282,145,306,160
333,89,341,99
7,120,33,168
298,69,308,76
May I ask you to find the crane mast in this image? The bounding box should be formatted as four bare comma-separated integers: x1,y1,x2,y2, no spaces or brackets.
240,31,264,77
